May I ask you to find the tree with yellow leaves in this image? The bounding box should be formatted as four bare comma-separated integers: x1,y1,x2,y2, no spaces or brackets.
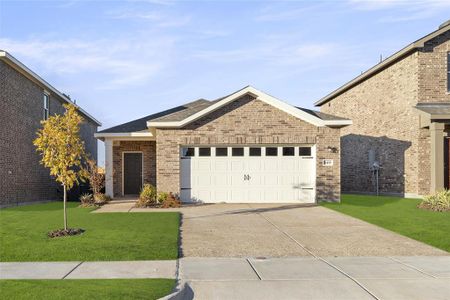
34,104,88,231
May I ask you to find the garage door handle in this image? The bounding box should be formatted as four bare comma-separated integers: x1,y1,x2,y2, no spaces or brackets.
244,174,251,181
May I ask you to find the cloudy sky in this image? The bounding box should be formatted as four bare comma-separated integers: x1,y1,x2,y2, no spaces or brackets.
1,0,450,165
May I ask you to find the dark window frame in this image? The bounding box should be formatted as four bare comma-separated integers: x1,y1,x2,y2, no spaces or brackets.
282,147,295,156
232,147,244,156
299,147,312,156
215,147,228,157
199,147,211,157
265,147,278,156
249,147,261,156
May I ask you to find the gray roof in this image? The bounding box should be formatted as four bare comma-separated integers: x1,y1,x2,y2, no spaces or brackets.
415,103,450,115
99,94,349,134
296,107,349,121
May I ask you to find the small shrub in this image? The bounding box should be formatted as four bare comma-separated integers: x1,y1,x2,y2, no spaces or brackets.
93,193,111,206
136,184,157,207
418,190,450,212
161,193,182,208
157,192,169,204
79,193,94,207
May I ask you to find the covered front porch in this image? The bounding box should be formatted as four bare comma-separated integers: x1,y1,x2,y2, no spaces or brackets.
94,132,156,198
416,103,450,193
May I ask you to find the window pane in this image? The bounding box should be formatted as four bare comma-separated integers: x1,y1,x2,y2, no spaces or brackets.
283,147,295,156
232,147,244,156
299,147,311,156
266,147,278,156
448,53,450,92
44,94,49,109
182,147,195,157
216,147,228,156
199,147,211,156
249,147,261,156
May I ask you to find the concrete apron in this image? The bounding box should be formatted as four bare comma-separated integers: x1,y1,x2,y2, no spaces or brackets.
178,256,450,300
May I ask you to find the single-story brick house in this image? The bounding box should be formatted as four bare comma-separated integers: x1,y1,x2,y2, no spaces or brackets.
315,21,450,198
95,86,351,203
1,50,101,207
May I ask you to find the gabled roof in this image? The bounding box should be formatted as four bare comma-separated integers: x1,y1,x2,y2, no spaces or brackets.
315,21,450,107
0,50,101,126
95,86,351,138
147,86,351,128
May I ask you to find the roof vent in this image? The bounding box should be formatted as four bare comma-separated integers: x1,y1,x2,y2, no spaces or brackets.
439,19,450,29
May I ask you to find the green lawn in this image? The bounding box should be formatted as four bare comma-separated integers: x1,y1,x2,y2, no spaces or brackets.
0,279,175,300
0,202,180,261
322,194,450,252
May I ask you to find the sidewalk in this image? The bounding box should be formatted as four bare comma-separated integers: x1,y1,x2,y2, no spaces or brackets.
0,260,177,279
1,256,450,299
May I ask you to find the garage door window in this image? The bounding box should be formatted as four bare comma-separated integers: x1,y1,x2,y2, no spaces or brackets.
283,147,295,156
266,147,278,156
232,147,244,156
249,147,261,156
299,147,311,156
181,147,195,157
199,147,211,156
216,147,228,157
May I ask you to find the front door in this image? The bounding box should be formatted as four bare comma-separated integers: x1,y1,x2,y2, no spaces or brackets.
445,138,450,190
123,152,143,195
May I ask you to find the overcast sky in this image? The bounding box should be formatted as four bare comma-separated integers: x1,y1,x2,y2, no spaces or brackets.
1,0,450,165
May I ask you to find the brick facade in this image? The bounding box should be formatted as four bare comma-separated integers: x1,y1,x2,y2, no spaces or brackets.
0,60,98,207
320,30,450,197
112,141,156,197
155,95,341,202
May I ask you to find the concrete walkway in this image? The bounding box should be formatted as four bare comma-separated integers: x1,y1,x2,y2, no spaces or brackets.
0,260,177,279
2,257,449,299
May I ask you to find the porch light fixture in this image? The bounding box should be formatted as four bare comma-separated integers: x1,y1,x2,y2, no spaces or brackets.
327,146,338,153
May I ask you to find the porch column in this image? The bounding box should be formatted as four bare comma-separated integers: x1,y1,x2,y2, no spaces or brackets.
105,139,114,197
430,122,445,193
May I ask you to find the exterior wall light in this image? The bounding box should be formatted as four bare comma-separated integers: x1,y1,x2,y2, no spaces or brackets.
327,146,338,153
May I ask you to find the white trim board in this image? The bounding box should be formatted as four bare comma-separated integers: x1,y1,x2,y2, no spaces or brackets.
147,86,352,128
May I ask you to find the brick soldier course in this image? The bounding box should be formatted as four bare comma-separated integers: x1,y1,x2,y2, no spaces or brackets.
0,51,101,207
316,21,450,198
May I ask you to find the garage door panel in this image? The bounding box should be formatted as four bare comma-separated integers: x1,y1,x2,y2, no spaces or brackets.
180,145,316,204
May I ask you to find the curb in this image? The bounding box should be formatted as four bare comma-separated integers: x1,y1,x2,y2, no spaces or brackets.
159,280,194,300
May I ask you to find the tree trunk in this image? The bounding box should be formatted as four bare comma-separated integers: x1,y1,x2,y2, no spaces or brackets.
63,184,68,230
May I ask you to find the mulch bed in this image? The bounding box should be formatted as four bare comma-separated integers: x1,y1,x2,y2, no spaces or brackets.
48,228,85,238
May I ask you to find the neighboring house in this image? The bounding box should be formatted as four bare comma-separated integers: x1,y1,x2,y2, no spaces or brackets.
95,86,351,203
316,21,450,198
0,51,101,207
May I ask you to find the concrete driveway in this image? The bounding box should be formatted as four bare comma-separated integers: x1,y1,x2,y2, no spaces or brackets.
178,203,447,257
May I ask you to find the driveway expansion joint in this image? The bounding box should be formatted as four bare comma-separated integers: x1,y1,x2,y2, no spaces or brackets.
246,258,262,280
388,256,437,278
253,208,380,300
62,261,84,279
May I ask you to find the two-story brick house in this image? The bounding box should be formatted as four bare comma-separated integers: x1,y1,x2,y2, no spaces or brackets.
0,51,101,207
316,21,450,198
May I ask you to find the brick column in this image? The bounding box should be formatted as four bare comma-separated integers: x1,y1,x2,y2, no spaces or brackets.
430,122,445,193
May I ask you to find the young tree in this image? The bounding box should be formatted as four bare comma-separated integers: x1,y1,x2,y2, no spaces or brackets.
34,104,88,230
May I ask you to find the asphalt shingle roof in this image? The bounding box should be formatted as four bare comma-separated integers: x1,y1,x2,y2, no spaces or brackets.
98,95,349,134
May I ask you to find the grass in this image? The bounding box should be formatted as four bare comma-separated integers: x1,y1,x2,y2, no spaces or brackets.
322,194,450,252
0,202,180,261
0,279,175,300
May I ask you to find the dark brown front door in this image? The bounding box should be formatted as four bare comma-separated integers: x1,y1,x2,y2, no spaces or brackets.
123,153,143,195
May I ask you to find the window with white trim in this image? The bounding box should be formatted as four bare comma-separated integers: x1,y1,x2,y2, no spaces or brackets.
43,93,49,120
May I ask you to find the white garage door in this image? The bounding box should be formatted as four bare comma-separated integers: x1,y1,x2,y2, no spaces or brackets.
180,145,316,203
